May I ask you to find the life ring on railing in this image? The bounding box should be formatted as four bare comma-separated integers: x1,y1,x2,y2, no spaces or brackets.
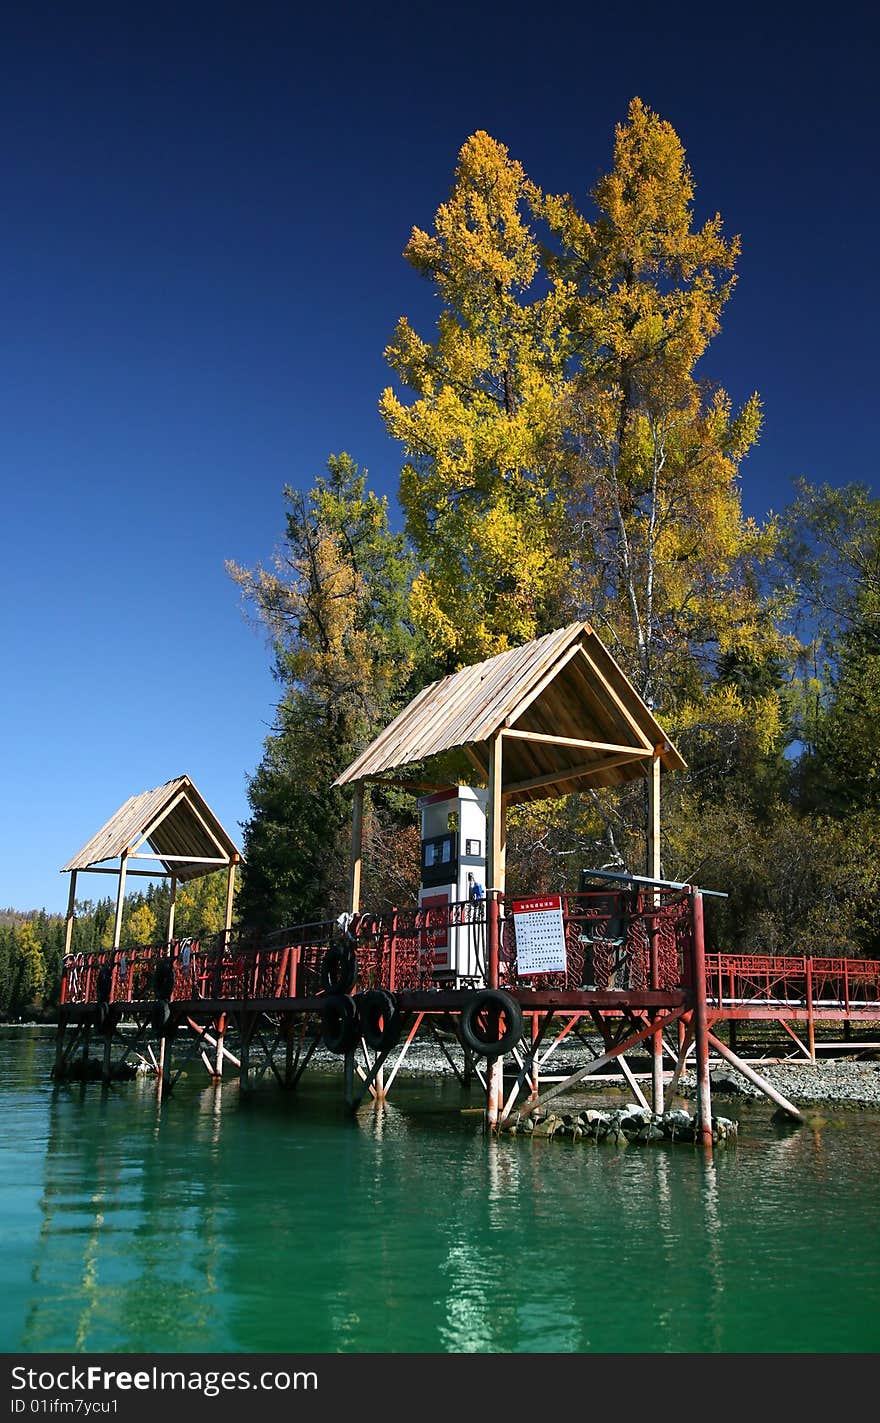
154,959,175,1000
320,994,360,1054
320,944,357,995
459,989,523,1059
357,989,402,1052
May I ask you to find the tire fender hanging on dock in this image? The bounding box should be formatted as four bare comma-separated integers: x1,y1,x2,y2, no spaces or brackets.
321,994,360,1054
150,999,173,1036
320,945,357,995
357,989,402,1052
154,959,175,1000
459,989,523,1059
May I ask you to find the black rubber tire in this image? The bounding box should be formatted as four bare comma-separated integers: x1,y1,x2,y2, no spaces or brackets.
154,959,175,999
321,994,360,1055
357,989,402,1053
459,989,523,1059
150,999,173,1036
320,945,357,995
96,965,113,1004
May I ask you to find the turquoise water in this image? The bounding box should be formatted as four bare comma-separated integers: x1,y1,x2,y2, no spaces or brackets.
2,1027,878,1353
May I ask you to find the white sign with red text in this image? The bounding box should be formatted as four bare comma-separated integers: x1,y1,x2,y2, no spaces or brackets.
512,895,567,975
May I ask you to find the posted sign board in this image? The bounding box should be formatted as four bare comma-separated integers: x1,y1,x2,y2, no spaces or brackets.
512,895,567,976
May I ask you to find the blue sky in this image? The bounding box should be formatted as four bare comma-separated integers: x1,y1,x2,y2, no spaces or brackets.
2,2,877,912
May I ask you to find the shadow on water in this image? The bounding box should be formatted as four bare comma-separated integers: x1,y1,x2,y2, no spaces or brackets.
2,1028,879,1353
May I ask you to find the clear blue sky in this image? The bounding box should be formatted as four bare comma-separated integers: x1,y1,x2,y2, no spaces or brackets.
2,1,877,912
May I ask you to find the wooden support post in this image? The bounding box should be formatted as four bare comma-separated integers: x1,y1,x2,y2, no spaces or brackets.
112,852,129,950
487,731,505,896
64,871,78,956
691,890,713,1145
647,754,661,880
647,754,664,1115
665,1016,695,1111
239,1016,250,1092
214,1013,226,1083
487,1058,504,1131
486,888,503,1131
707,1033,804,1122
166,875,177,945
348,784,364,914
284,1022,295,1089
529,1012,539,1098
224,859,237,942
806,957,816,1062
156,1034,166,1098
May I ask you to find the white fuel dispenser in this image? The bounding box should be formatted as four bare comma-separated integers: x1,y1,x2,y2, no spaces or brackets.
417,786,487,982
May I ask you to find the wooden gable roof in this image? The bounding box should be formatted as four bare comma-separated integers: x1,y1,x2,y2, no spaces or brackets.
334,622,685,806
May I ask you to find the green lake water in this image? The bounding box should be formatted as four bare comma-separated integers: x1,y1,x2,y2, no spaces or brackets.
2,1026,878,1354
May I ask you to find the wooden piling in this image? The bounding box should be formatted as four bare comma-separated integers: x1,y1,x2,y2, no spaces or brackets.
648,754,664,1115
214,1013,226,1083
691,890,713,1145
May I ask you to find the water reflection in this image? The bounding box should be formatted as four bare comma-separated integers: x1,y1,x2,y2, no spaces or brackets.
3,1030,880,1354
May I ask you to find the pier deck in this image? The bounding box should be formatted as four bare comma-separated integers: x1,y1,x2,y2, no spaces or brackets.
55,887,880,1143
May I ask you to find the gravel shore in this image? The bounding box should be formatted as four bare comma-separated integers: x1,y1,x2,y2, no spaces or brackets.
314,1038,880,1108
698,1058,880,1108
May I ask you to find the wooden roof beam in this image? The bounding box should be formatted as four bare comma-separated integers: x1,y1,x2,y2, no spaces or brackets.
165,785,233,859
501,728,653,757
126,853,230,865
503,750,650,796
128,789,188,856
463,744,489,782
69,865,174,879
575,646,653,750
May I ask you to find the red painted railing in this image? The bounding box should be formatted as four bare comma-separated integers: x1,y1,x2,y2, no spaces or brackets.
60,888,693,1005
704,954,880,1010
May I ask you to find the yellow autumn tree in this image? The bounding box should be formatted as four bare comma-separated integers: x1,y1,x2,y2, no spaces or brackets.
380,131,569,664
15,920,46,1007
538,97,786,730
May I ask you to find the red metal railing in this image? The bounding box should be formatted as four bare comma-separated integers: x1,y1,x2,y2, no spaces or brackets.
60,888,693,1004
60,928,332,1007
704,954,880,1010
62,920,880,1014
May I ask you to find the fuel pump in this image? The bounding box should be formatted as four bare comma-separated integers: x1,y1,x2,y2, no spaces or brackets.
417,786,487,982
